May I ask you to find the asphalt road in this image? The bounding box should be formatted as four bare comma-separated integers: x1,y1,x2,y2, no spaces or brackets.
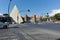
0,27,27,40
17,23,60,40
0,23,60,40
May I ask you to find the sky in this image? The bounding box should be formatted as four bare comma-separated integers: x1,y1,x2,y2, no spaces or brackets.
0,0,60,16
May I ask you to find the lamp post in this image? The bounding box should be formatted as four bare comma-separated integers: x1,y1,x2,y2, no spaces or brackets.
19,9,30,12
8,0,12,16
7,0,12,23
19,9,30,23
47,13,49,21
27,9,30,12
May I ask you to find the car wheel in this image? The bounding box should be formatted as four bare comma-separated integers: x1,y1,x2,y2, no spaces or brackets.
3,25,8,29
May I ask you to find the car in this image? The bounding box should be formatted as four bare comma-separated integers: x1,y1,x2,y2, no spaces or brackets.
0,22,9,29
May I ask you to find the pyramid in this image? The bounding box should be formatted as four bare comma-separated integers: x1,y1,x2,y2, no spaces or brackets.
10,5,23,24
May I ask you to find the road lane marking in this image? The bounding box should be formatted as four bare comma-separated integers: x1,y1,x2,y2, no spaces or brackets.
19,30,35,40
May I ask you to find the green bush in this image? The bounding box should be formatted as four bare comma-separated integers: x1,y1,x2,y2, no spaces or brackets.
54,13,60,20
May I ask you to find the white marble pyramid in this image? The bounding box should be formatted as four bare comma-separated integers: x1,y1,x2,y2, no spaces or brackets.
10,5,23,24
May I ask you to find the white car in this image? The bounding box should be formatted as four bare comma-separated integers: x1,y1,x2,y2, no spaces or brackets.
0,22,8,29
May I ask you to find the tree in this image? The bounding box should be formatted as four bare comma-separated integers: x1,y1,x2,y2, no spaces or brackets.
54,13,60,20
43,18,47,21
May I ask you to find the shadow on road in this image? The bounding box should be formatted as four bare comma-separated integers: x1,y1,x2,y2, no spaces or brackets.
9,26,19,29
0,27,19,29
56,38,60,40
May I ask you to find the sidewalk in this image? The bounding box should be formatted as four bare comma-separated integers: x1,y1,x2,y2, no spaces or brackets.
54,21,60,23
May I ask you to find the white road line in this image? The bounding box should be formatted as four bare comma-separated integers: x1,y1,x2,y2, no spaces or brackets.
19,30,35,40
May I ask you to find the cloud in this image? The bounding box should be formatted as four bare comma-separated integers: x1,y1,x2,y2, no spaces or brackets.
0,13,2,15
49,9,60,16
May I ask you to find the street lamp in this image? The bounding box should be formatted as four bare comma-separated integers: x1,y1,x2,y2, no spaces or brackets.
19,9,30,23
27,9,30,12
7,0,12,23
47,13,49,18
46,13,49,21
8,0,12,16
19,9,30,12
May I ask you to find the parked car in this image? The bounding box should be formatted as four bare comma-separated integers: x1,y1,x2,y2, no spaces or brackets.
0,22,9,29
